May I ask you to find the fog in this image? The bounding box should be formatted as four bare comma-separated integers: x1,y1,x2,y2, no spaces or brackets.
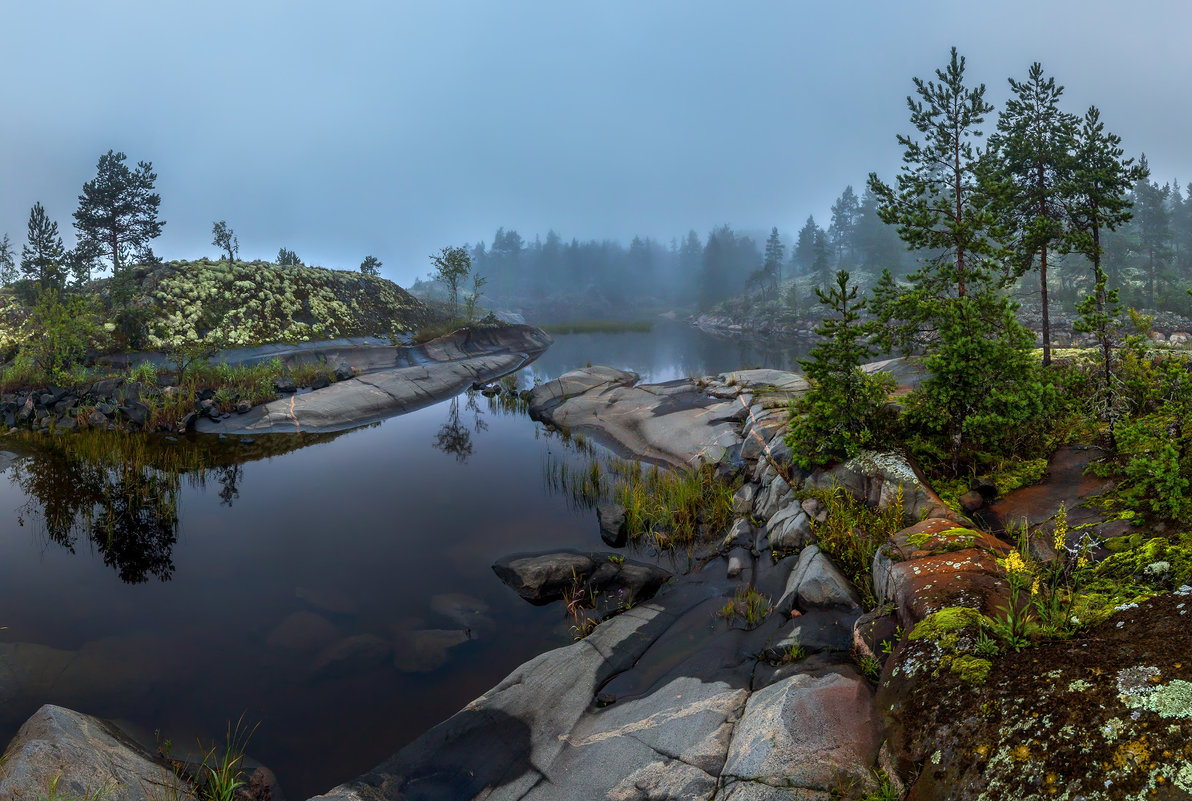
2,1,1191,286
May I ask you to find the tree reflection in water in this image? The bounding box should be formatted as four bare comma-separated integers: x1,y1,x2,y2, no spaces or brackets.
433,396,474,462
5,431,325,584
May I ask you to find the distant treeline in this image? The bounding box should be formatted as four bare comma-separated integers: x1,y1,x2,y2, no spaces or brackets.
435,160,1192,321
415,193,910,316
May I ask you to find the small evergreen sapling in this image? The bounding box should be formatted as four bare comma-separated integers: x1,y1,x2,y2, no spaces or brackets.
1073,264,1124,442
786,270,894,468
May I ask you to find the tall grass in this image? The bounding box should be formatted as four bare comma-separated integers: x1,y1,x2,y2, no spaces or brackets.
804,482,905,608
544,445,739,549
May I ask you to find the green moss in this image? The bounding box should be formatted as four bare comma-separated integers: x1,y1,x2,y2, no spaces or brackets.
1094,536,1192,585
951,654,992,685
992,457,1049,497
907,526,981,553
909,606,990,641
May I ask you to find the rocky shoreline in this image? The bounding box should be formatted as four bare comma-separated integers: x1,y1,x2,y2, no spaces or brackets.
0,324,551,437
2,360,1190,800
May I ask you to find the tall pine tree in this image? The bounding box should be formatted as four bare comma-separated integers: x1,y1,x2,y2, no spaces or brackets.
1063,106,1145,308
21,202,66,290
763,227,784,292
73,150,164,276
983,62,1077,366
868,47,997,299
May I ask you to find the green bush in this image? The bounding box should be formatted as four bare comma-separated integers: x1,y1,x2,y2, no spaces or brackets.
14,290,106,381
902,291,1059,477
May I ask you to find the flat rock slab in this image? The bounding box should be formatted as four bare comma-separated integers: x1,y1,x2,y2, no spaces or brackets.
528,367,745,469
198,325,551,435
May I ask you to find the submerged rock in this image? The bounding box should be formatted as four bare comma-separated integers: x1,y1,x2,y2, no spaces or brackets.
265,611,340,653
310,634,392,679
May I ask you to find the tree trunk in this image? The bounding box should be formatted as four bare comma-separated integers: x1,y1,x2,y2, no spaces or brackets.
1040,242,1051,367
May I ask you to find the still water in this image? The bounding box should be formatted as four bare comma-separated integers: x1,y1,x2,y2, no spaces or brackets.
0,323,807,798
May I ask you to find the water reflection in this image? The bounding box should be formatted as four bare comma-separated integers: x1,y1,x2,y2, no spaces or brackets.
528,320,813,383
7,430,342,584
432,395,490,463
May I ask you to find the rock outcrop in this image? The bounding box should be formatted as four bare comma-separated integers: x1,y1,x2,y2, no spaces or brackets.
0,705,197,801
198,325,552,435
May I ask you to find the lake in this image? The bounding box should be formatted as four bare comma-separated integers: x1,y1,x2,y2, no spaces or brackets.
0,322,808,798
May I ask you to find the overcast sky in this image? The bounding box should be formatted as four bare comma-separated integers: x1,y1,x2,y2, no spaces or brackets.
2,1,1189,284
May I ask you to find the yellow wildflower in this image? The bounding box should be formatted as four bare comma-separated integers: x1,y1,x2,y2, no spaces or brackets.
1031,577,1040,596
1053,503,1068,554
1004,550,1030,577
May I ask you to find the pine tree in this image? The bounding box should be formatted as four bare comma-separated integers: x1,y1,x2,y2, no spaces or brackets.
212,221,239,261
763,227,784,292
786,270,894,467
793,216,820,274
868,47,997,299
905,289,1054,475
0,234,15,285
1073,263,1124,443
1063,106,1145,307
277,247,302,266
828,186,861,268
869,49,1055,475
360,255,382,276
983,62,1077,366
1133,155,1169,308
812,228,831,292
21,202,67,290
73,150,164,275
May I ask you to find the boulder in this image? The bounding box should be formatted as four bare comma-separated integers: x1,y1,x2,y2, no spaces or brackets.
959,489,984,512
0,705,197,801
776,545,861,612
310,374,331,390
392,629,470,673
491,551,670,612
723,517,753,549
766,506,811,552
872,518,1011,630
731,483,756,516
265,610,339,653
87,410,108,429
754,476,793,521
721,668,881,794
596,503,628,548
118,402,150,427
767,608,858,656
273,376,297,394
333,362,354,382
527,366,743,469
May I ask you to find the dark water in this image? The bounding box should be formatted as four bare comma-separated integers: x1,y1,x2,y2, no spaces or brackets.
0,323,807,798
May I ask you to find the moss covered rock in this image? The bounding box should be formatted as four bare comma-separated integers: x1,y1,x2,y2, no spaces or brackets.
127,259,440,349
881,587,1192,800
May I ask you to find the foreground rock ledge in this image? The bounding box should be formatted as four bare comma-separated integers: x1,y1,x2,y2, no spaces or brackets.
197,325,551,435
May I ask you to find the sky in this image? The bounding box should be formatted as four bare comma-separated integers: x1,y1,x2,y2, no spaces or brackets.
2,1,1190,285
